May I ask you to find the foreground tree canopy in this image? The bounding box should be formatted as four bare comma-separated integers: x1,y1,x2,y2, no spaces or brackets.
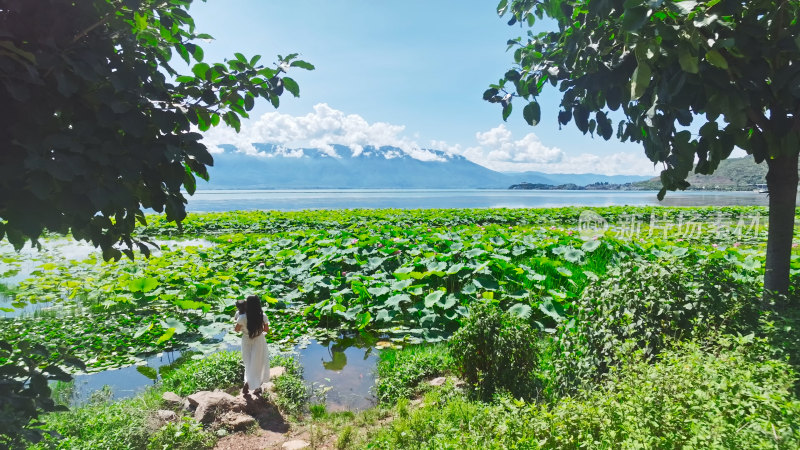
0,0,312,260
488,0,800,294
0,0,311,443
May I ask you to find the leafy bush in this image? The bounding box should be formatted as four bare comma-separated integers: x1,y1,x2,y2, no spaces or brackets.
761,296,800,393
556,258,761,389
273,372,308,416
30,387,160,449
375,343,453,404
449,302,540,401
271,354,307,416
146,417,216,450
161,351,244,396
370,339,800,448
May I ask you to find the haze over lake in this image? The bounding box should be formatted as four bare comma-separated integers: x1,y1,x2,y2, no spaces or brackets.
185,189,770,212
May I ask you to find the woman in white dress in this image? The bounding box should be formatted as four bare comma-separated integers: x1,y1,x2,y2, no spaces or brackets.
234,295,270,395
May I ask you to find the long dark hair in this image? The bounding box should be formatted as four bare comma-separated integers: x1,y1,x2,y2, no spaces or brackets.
245,295,265,339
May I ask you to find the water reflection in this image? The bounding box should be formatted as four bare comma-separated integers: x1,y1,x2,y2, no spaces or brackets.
53,336,379,412
298,336,378,412
64,350,186,405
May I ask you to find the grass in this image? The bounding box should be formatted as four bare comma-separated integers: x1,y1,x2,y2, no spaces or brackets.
30,350,256,449
31,386,166,449
375,343,454,404
160,350,243,396
367,339,800,449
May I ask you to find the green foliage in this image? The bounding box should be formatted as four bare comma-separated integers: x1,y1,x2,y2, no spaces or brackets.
0,341,83,446
490,0,800,296
146,417,216,450
556,257,762,389
273,370,308,417
369,340,800,448
270,354,307,415
161,351,243,396
0,0,312,256
335,425,354,450
450,302,541,401
1,206,796,442
0,0,311,439
491,0,800,189
761,301,800,389
375,344,454,404
30,386,161,449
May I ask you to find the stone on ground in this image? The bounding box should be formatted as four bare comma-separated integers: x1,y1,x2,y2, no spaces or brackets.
270,366,286,379
187,390,246,424
155,410,178,422
218,412,256,431
429,377,447,386
282,439,310,450
161,391,183,405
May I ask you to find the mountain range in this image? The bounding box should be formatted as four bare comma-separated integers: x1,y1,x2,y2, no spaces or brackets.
633,155,778,190
199,144,650,190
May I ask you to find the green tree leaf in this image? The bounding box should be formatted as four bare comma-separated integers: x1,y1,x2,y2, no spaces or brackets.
523,101,541,126
705,50,728,69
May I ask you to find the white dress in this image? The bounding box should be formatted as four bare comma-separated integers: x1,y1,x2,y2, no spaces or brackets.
235,312,270,388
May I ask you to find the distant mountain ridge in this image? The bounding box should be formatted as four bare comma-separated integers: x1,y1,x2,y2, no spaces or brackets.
200,144,651,190
633,155,791,190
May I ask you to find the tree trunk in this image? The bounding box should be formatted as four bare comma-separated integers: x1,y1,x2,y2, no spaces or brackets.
764,153,798,298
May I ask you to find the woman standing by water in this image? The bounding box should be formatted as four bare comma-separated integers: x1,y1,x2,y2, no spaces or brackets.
234,295,270,394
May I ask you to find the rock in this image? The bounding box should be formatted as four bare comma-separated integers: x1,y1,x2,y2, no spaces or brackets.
282,440,310,450
187,391,246,424
410,399,422,407
241,392,274,417
219,412,255,431
429,377,447,386
161,391,183,406
270,366,286,379
156,410,178,422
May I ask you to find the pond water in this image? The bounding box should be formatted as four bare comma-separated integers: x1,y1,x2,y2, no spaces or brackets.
295,336,378,411
0,238,214,318
63,337,379,411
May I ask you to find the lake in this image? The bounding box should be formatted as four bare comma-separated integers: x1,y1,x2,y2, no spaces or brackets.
0,189,775,411
184,189,770,212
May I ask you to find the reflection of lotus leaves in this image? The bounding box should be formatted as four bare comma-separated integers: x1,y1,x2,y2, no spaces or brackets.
322,351,347,371
577,210,608,241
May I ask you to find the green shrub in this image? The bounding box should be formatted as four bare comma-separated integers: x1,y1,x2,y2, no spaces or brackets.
146,417,216,450
375,343,453,404
161,351,244,396
557,258,761,389
449,302,540,402
335,425,354,450
273,372,308,416
270,355,307,416
30,387,160,449
370,339,800,449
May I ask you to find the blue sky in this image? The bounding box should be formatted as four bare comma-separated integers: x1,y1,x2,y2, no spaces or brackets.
192,0,660,175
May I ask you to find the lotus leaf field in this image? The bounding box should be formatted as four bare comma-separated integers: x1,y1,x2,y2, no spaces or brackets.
0,206,798,373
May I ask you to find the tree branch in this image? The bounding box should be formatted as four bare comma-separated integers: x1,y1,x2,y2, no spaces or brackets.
72,14,113,45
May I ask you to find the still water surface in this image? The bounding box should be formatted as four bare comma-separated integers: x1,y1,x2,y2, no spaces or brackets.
65,338,378,411
184,189,770,212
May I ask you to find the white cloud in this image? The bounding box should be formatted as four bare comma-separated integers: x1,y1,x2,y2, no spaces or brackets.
202,103,656,175
435,125,655,175
201,103,445,161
